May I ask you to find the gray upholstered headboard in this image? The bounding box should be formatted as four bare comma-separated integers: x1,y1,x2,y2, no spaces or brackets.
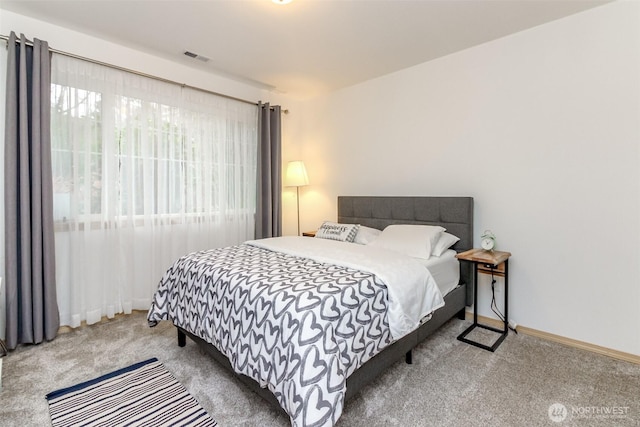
337,196,474,305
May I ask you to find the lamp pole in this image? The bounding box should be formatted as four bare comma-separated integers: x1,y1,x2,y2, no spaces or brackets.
285,160,309,237
296,186,301,236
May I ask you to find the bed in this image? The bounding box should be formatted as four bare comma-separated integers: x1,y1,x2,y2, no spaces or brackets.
148,196,473,426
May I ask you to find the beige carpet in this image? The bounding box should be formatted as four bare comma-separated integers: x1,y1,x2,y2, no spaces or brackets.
1,311,638,426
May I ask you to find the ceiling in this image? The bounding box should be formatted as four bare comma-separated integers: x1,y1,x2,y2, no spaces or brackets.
1,0,610,99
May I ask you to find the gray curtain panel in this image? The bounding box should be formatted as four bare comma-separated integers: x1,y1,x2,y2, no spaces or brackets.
255,103,282,239
4,32,59,350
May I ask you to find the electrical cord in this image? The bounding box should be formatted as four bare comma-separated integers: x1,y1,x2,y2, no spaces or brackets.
490,269,517,334
490,273,504,322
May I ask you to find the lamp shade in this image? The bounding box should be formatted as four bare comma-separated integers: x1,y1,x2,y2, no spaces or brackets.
285,161,309,187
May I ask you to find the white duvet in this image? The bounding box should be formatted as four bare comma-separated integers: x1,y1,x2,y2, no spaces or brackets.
248,236,445,340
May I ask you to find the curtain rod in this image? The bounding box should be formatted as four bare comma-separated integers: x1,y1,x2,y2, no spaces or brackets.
1,33,289,114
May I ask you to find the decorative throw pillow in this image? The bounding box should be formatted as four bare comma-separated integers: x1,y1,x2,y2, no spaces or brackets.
370,224,445,259
354,225,382,245
315,221,360,242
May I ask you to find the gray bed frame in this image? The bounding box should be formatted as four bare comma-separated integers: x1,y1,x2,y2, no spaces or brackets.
177,196,474,416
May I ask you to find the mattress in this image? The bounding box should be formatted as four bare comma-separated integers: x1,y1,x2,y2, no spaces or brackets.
420,249,460,297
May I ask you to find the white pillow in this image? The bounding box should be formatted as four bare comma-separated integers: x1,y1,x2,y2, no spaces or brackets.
315,221,360,242
432,232,460,257
370,224,445,259
353,225,382,245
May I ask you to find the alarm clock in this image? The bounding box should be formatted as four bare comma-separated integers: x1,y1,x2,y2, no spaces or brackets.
480,229,496,251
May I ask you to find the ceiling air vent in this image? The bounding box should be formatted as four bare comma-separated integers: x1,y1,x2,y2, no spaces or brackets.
183,51,210,62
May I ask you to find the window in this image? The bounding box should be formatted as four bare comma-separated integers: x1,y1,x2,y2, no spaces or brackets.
51,81,257,223
50,54,258,327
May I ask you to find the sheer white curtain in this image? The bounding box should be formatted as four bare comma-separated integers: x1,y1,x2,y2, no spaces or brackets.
50,55,258,327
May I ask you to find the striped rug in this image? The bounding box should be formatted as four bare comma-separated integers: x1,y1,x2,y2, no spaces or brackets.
46,358,217,427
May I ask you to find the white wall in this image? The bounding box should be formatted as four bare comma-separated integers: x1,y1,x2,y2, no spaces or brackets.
290,1,640,356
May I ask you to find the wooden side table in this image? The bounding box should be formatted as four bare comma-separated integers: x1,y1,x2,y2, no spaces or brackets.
302,231,316,237
456,248,512,352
